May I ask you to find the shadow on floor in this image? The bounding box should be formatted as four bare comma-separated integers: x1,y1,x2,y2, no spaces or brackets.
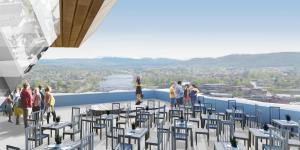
0,116,24,140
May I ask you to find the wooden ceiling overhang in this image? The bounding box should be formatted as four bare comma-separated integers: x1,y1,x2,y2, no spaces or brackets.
51,0,116,47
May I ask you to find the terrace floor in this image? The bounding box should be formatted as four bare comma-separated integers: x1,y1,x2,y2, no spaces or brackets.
0,100,297,150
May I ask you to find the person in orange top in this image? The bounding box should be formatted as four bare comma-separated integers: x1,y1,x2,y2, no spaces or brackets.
45,86,56,124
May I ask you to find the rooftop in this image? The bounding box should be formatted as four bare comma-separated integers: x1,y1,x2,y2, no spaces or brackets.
1,90,300,150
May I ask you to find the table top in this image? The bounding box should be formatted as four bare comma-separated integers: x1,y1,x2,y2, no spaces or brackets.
125,128,148,139
249,128,270,139
173,121,193,128
193,103,204,107
101,114,119,120
272,119,299,127
214,142,240,150
202,115,220,121
226,109,244,114
42,122,72,130
33,140,81,150
169,107,185,111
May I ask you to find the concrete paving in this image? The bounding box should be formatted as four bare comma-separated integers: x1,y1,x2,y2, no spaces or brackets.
0,100,298,150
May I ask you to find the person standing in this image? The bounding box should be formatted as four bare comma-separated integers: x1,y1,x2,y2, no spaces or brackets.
13,88,22,125
5,95,13,122
175,81,184,107
20,82,33,127
32,88,41,112
169,82,176,107
135,76,143,105
190,84,200,105
45,86,56,124
13,88,20,104
183,84,191,106
38,85,45,114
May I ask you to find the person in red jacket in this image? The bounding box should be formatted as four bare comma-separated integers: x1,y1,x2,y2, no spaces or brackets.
20,81,32,127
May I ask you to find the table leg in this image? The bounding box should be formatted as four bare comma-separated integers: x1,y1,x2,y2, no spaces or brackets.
56,129,59,137
169,111,171,122
248,131,251,150
255,137,258,150
190,129,193,147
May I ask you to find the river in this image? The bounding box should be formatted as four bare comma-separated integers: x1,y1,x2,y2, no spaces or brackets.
99,74,134,92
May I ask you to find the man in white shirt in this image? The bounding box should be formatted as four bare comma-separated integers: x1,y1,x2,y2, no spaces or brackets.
175,81,184,107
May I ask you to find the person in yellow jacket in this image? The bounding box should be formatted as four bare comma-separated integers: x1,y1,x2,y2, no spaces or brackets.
45,86,56,124
169,82,176,107
13,88,23,125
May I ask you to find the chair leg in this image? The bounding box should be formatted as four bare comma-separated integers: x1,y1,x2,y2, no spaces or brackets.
100,129,102,140
207,134,210,145
195,134,198,145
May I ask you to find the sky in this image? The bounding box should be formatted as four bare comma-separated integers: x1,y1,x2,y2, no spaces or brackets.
44,0,300,60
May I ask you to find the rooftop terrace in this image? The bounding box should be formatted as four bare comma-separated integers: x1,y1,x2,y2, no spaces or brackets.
1,89,300,150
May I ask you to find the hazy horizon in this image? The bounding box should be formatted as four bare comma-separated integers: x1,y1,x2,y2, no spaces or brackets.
43,51,300,60
44,0,300,60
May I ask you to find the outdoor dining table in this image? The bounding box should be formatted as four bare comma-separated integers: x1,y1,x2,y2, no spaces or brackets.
248,128,270,150
214,142,239,150
125,128,149,150
42,122,72,137
272,119,299,129
272,119,299,138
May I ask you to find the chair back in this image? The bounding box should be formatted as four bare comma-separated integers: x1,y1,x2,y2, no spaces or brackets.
256,109,262,128
113,128,127,150
80,133,94,150
94,113,106,127
203,103,214,114
206,113,219,130
268,128,288,150
170,109,183,123
172,119,189,139
232,105,244,120
227,100,236,109
147,100,156,110
105,113,115,138
137,111,150,128
156,119,165,150
85,105,92,114
72,107,80,121
269,106,280,123
218,117,234,142
82,113,93,138
25,124,42,150
204,99,216,112
29,110,42,125
157,105,167,120
112,103,121,115
72,114,81,134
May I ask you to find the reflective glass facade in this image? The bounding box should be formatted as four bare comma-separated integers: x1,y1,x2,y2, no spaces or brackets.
0,0,60,95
